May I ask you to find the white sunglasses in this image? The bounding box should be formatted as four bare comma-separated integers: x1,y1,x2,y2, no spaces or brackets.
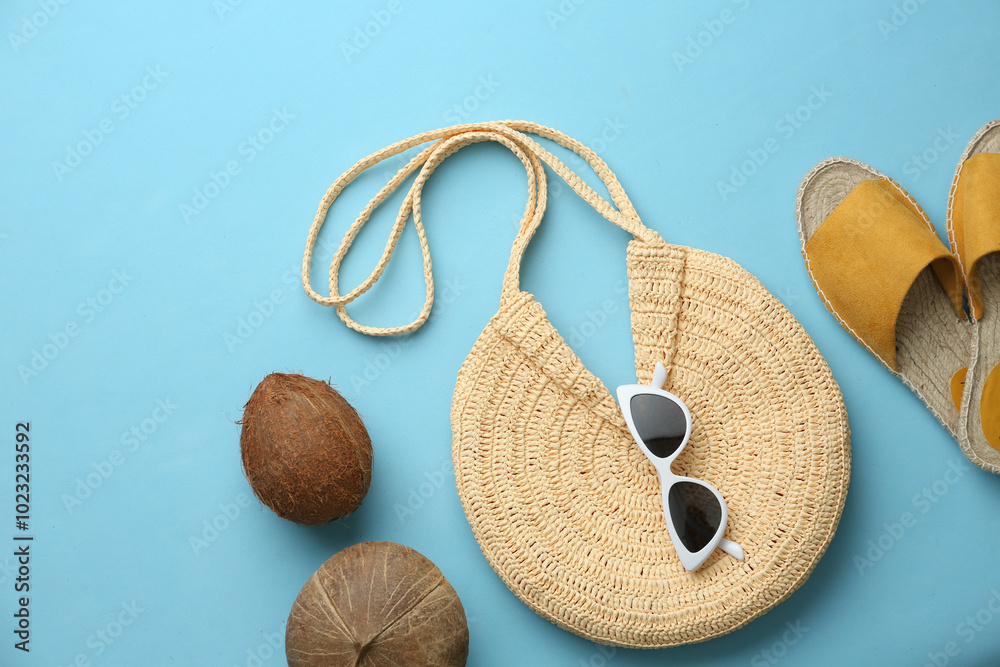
617,362,744,571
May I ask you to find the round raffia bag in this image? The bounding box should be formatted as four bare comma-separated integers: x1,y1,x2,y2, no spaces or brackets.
302,121,850,647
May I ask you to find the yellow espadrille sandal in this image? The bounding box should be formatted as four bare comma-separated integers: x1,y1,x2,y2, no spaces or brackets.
797,157,970,442
948,120,1000,473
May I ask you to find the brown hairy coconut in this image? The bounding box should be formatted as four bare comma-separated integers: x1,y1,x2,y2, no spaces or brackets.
239,373,372,524
286,541,469,667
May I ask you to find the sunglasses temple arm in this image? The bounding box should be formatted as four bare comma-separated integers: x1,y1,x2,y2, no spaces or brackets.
719,538,744,561
651,362,668,389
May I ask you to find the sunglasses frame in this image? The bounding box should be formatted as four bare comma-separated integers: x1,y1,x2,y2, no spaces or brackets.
616,363,744,572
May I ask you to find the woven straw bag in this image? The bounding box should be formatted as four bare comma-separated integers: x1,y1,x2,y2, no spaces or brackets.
303,121,851,647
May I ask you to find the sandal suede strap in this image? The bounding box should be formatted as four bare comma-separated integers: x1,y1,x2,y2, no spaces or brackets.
804,178,963,371
951,153,1000,319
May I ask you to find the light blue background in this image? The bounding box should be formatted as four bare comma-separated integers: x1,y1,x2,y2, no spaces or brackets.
2,1,999,665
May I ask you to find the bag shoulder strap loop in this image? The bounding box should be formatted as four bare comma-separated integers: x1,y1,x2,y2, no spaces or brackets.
302,120,662,336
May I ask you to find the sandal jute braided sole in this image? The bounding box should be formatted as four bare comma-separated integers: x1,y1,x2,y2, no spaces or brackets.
949,120,1000,473
797,157,971,438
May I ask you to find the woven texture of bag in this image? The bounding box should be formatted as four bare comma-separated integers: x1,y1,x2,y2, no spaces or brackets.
303,121,851,647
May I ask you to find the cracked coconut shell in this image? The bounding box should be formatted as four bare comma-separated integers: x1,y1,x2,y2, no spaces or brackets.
286,541,469,667
239,373,372,524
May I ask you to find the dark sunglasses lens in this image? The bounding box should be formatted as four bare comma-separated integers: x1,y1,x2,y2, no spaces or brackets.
629,394,687,458
668,481,723,553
